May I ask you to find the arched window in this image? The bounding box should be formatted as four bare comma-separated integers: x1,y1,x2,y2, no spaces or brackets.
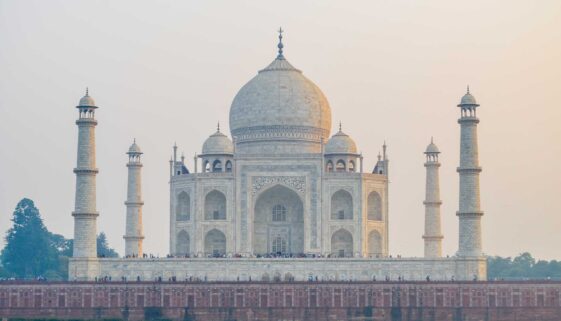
272,236,287,254
212,160,222,172
204,160,211,173
367,191,382,221
349,160,355,172
204,190,227,220
176,230,190,256
331,190,353,220
326,160,334,172
176,192,190,221
336,160,346,172
272,205,287,222
225,160,232,172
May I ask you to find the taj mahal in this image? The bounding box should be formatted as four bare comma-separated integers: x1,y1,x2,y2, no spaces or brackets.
69,31,486,281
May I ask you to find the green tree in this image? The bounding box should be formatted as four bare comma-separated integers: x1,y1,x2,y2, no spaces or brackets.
97,232,118,258
488,253,561,279
1,198,58,278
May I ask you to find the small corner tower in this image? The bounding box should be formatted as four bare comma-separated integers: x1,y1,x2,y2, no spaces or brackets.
124,139,145,257
456,86,484,257
423,138,443,258
72,88,99,258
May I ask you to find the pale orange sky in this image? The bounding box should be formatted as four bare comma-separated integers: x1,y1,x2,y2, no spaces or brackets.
1,1,560,259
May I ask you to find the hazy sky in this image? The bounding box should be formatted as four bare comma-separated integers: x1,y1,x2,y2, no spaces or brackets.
1,1,560,260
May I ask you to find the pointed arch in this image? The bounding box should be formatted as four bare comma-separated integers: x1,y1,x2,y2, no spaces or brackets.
326,160,334,172
349,160,356,172
367,230,383,257
176,230,190,256
212,159,222,172
331,189,353,220
253,184,304,255
204,229,226,257
367,191,382,221
225,160,232,172
331,229,353,257
336,160,346,172
176,192,190,221
205,190,226,220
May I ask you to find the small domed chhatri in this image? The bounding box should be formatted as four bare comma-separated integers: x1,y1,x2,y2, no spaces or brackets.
458,85,479,106
78,88,96,107
128,139,142,154
425,137,440,154
202,124,234,155
325,123,358,155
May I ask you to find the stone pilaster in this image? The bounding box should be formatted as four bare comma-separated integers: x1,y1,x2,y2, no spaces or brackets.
456,88,484,257
124,141,144,257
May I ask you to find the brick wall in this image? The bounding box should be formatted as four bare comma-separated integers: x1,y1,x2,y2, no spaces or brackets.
1,281,560,321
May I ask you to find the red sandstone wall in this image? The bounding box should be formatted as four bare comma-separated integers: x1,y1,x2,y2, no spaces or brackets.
1,281,560,321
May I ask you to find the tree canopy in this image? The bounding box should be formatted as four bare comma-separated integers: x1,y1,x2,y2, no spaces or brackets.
1,198,58,278
1,198,118,280
487,252,561,279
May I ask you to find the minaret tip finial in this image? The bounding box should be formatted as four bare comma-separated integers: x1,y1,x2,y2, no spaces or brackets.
431,136,434,144
339,121,342,132
277,27,284,59
133,138,136,144
467,85,470,94
85,87,89,96
217,122,220,132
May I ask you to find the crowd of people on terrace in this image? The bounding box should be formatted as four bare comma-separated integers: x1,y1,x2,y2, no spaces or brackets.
120,252,412,259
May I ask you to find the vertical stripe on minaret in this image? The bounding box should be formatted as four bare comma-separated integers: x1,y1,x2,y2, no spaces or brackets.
72,89,99,258
456,86,484,257
423,138,443,258
124,139,145,257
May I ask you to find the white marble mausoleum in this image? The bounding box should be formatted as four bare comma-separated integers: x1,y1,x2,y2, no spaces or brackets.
69,31,487,281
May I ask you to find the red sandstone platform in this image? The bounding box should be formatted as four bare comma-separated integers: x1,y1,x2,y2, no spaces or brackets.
1,281,560,321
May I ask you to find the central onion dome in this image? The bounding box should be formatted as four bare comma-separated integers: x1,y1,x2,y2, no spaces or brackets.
229,30,332,154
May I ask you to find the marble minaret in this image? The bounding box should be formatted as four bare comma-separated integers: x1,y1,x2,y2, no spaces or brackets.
457,87,484,257
423,138,443,258
72,89,99,258
124,140,145,257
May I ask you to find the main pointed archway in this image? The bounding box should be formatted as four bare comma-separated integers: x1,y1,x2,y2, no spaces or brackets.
253,184,304,255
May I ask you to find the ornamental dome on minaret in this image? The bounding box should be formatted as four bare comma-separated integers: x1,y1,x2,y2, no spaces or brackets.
128,140,143,154
229,29,332,153
325,125,358,155
78,88,96,107
425,138,440,154
458,86,479,107
202,125,234,155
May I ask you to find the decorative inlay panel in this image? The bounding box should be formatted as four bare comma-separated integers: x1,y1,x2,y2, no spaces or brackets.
251,176,306,195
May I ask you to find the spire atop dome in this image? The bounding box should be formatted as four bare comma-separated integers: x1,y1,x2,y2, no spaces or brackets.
78,87,96,107
277,27,284,60
458,85,479,107
217,121,220,133
339,121,342,132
